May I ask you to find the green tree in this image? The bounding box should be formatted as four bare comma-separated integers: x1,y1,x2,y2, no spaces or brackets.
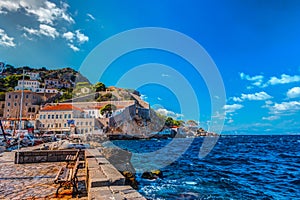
93,82,106,92
100,104,117,115
96,93,117,101
0,92,5,101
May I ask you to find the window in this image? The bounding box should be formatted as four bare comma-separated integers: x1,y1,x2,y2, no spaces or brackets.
48,115,50,119
15,95,18,99
28,108,32,112
64,123,66,127
40,115,42,119
89,122,92,125
32,108,35,113
64,114,67,119
7,103,10,106
8,95,11,99
86,122,88,125
52,115,54,119
26,95,29,98
56,115,58,119
68,114,71,118
14,103,17,106
60,115,62,119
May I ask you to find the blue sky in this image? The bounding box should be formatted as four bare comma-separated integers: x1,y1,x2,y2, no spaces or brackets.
1,0,300,134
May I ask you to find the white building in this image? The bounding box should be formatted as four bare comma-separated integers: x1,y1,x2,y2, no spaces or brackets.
15,80,41,92
15,80,59,94
37,104,98,134
26,72,40,80
83,108,103,119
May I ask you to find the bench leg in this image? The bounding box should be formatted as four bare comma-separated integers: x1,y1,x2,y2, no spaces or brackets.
72,179,79,194
56,183,63,196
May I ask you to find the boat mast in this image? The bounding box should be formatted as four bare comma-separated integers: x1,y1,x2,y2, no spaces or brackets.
16,69,25,164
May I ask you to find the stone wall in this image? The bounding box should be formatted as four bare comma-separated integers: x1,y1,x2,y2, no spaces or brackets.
14,149,85,164
85,149,146,200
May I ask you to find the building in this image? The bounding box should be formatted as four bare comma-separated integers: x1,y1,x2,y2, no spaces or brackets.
26,72,40,80
45,79,71,89
15,80,59,94
37,104,98,134
0,101,5,117
3,90,42,130
15,80,41,92
4,90,41,120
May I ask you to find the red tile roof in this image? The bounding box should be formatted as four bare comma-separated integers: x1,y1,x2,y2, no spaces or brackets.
41,104,83,111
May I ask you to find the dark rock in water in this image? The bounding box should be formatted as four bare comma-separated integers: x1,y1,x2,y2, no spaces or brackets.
142,171,155,180
142,170,163,180
122,171,138,189
151,169,163,178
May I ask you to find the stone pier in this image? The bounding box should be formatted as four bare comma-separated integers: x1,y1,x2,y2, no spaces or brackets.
86,149,146,200
0,148,146,200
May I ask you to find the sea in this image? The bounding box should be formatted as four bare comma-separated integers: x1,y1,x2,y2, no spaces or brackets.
107,135,300,200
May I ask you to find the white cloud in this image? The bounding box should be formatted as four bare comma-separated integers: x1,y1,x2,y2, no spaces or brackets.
273,101,300,112
262,115,279,121
265,100,273,105
0,0,74,25
227,119,234,123
0,1,19,12
23,24,59,39
232,97,242,102
68,43,79,52
62,31,74,42
75,30,88,44
0,28,16,47
267,74,300,85
240,72,264,87
287,87,300,99
62,30,88,51
161,73,170,77
241,92,272,101
87,13,95,20
156,108,184,119
223,104,243,113
140,94,148,101
233,91,272,102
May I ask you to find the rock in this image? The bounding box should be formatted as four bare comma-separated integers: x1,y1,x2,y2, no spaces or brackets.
142,170,163,180
122,171,138,189
151,169,163,178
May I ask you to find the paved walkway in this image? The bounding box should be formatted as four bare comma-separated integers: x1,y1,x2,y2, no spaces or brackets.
0,152,87,200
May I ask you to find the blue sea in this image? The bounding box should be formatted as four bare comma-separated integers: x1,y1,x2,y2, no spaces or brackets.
108,135,300,200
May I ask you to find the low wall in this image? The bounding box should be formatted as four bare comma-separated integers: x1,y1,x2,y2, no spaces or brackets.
85,149,146,200
14,149,85,164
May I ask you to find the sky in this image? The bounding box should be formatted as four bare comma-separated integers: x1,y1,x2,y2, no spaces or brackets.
0,0,300,134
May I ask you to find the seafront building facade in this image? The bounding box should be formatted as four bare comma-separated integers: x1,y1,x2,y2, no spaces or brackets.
37,104,99,134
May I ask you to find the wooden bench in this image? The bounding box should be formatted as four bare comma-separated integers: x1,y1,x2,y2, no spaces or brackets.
65,149,80,167
54,156,80,196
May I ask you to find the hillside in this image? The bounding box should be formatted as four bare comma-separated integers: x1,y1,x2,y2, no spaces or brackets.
0,64,90,93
